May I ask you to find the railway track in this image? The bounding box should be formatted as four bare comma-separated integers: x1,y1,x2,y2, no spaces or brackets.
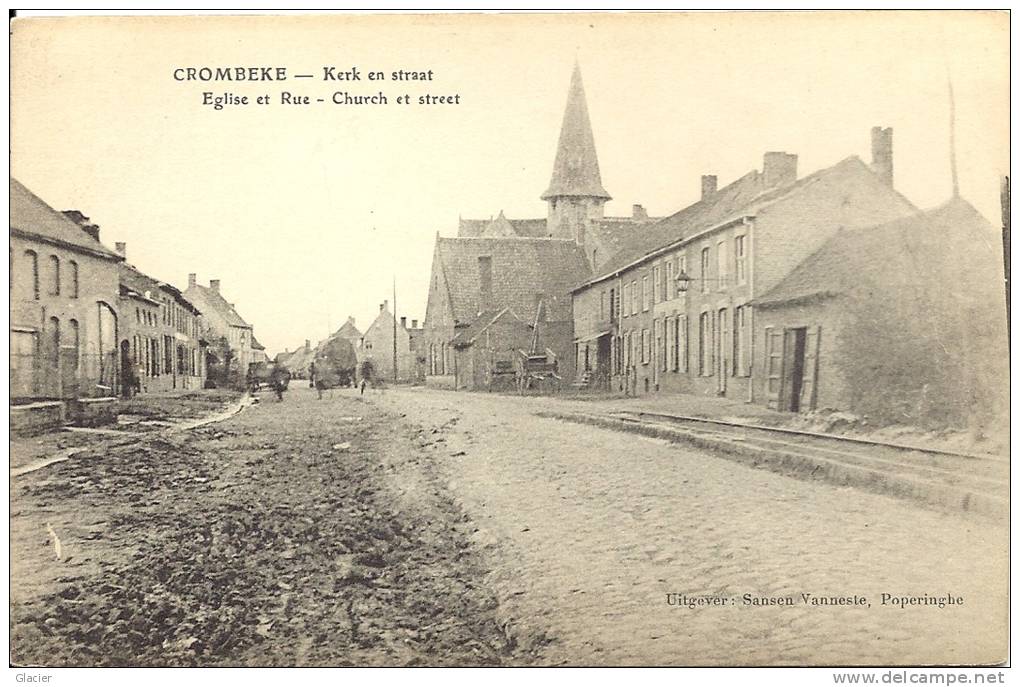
540,409,1008,518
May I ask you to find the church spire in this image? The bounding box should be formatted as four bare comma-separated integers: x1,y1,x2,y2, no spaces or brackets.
541,63,611,201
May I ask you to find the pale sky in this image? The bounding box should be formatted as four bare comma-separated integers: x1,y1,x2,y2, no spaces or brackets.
10,12,1008,356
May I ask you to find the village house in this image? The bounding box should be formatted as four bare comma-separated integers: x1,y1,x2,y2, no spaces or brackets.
359,300,416,382
754,196,1007,428
571,127,918,408
422,64,656,390
184,274,259,387
117,244,206,393
10,179,124,430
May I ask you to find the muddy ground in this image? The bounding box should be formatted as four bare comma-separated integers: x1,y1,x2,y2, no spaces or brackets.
10,388,532,667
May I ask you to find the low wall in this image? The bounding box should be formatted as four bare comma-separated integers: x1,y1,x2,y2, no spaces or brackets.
425,374,456,390
10,401,65,437
70,396,119,427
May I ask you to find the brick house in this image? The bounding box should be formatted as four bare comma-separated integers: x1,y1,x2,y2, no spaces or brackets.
184,275,258,386
360,300,415,383
571,128,918,404
10,179,124,415
755,197,1007,427
117,248,206,393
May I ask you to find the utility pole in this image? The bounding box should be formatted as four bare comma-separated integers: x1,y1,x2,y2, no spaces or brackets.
392,275,398,383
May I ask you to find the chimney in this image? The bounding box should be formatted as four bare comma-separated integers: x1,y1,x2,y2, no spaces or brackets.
188,273,197,287
380,300,388,312
871,126,893,187
210,279,220,292
63,210,101,241
411,319,418,329
701,175,718,200
115,242,126,257
763,152,798,188
305,339,310,350
400,316,407,328
631,204,648,220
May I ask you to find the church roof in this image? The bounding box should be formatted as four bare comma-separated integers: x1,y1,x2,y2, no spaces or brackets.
458,216,549,238
435,236,590,325
541,64,611,201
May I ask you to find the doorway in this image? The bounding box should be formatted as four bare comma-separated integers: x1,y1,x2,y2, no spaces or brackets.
780,327,807,412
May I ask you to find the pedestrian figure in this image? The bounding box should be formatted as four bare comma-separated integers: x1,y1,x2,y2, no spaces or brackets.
360,379,366,395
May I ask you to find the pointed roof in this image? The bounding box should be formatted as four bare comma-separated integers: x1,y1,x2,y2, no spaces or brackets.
481,210,517,237
10,178,123,260
541,64,611,201
331,316,363,340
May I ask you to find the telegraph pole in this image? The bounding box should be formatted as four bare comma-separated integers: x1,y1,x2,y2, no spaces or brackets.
392,275,398,383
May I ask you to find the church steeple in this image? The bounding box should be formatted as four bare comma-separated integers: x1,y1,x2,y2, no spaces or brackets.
543,63,610,246
542,63,611,202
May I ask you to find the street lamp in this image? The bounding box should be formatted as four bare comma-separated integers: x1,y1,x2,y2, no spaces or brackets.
675,270,692,293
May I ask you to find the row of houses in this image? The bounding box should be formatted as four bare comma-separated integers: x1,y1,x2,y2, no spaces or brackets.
277,302,425,384
421,64,1007,428
10,178,266,431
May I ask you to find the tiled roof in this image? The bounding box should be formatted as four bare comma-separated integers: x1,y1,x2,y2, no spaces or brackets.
436,236,590,325
755,197,994,308
585,156,896,287
541,64,610,200
119,263,201,314
186,284,251,328
458,216,549,238
10,178,122,260
332,317,363,340
450,307,529,347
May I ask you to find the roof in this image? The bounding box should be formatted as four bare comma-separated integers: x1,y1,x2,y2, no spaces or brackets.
541,64,611,201
332,317,363,340
435,236,591,325
450,307,530,347
251,336,265,351
755,196,997,308
582,156,901,288
185,283,251,328
119,262,201,314
458,216,549,238
10,178,123,260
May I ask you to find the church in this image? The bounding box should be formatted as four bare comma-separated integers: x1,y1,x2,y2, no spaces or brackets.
421,64,659,390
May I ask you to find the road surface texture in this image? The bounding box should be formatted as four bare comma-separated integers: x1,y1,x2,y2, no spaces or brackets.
10,386,1007,666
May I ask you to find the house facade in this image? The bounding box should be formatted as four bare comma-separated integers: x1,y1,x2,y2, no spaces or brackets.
118,248,206,393
184,275,258,386
360,301,415,382
572,128,918,408
10,179,124,406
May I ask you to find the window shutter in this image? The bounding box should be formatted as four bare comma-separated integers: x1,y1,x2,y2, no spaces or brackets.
799,326,822,412
764,326,783,409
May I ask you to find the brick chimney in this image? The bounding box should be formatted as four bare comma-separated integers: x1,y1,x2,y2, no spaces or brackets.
115,242,126,257
411,319,418,329
400,316,407,328
763,152,798,188
210,279,220,292
871,126,893,187
631,204,648,220
188,273,197,287
305,339,310,350
701,175,717,200
380,300,388,312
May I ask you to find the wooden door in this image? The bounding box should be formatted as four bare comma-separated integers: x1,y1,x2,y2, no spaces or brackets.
798,326,822,411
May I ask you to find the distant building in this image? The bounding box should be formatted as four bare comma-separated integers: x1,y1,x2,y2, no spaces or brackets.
184,275,258,386
117,244,206,393
10,179,124,408
360,300,414,382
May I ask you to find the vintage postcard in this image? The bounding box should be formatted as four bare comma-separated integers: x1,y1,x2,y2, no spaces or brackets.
8,10,1010,673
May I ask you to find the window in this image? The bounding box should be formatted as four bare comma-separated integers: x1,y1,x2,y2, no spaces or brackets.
699,311,712,376
630,280,638,315
48,256,60,296
68,259,79,297
48,316,60,363
676,316,689,373
657,319,667,372
700,247,711,294
609,288,616,322
600,290,606,321
25,250,39,300
652,266,660,304
717,240,728,289
666,261,674,300
735,235,747,285
642,275,650,311
642,329,651,364
68,319,80,370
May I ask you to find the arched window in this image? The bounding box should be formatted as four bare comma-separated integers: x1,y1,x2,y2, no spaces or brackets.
24,250,39,300
69,261,79,298
49,255,60,296
48,316,60,363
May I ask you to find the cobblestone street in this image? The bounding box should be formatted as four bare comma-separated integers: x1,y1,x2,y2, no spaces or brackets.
10,386,1008,666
